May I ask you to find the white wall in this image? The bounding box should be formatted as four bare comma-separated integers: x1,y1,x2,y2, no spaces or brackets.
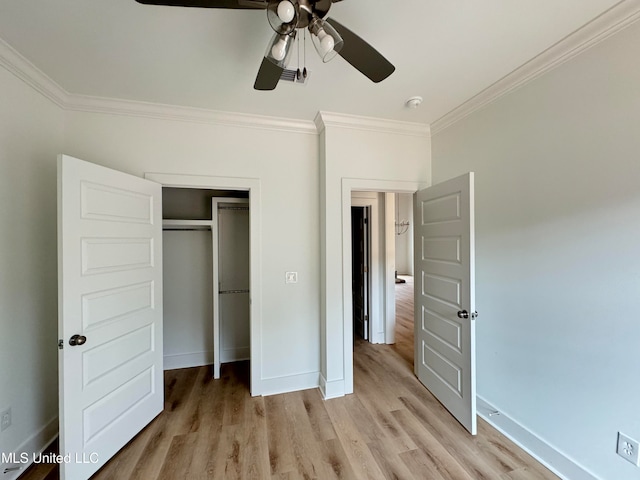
0,67,63,465
431,19,640,480
63,110,321,389
163,230,214,370
318,113,430,397
394,193,413,275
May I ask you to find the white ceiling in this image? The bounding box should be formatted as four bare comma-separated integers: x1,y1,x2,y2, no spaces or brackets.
0,0,622,124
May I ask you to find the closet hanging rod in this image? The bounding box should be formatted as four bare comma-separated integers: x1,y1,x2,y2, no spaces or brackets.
163,227,211,231
218,206,249,211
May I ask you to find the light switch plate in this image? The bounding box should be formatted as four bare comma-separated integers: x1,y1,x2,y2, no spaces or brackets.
285,272,298,284
1,407,11,431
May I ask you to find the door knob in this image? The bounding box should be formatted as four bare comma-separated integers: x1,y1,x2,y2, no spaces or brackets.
69,334,87,346
457,310,478,319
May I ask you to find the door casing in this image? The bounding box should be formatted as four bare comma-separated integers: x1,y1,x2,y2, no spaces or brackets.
340,179,425,395
145,173,262,396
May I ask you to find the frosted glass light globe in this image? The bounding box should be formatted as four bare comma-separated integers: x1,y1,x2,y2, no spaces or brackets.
271,38,287,61
317,29,335,55
277,1,295,23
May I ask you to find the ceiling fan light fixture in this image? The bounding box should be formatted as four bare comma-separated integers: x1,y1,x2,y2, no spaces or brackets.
267,0,299,35
265,31,296,68
277,0,295,22
309,17,343,63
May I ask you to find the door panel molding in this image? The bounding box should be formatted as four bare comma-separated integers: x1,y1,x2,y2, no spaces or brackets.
58,155,163,480
414,172,476,435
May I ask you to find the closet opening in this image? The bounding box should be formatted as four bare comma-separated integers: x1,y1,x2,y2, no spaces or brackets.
162,187,250,384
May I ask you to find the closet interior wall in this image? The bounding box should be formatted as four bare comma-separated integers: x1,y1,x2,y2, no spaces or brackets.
162,187,248,371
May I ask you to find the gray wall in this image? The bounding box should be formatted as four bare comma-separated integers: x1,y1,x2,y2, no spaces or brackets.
0,68,63,459
432,19,640,480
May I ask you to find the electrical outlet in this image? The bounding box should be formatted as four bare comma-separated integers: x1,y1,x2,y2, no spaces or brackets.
617,432,640,466
0,407,11,431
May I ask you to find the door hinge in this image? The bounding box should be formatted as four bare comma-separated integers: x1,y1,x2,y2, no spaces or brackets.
363,266,369,273
58,339,64,350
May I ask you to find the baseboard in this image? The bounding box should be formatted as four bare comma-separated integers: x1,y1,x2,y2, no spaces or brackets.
163,351,213,370
477,396,599,480
259,372,320,397
0,416,58,480
319,374,345,399
220,347,250,364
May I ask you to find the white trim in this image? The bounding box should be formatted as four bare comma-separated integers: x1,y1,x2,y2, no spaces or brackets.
316,111,430,137
163,351,214,371
0,416,58,480
0,38,315,135
477,397,600,480
341,179,425,396
383,193,397,345
65,94,317,135
432,0,640,135
144,172,264,396
319,374,345,400
0,37,67,107
260,372,320,396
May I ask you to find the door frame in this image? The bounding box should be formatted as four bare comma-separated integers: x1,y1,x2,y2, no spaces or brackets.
145,173,262,396
341,178,425,394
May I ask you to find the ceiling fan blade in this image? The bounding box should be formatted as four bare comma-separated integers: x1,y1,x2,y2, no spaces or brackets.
254,57,283,90
325,18,395,83
134,0,266,9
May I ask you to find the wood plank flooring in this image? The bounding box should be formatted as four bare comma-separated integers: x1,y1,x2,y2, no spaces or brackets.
21,276,558,480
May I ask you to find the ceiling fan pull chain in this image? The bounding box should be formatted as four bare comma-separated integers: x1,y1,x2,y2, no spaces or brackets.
303,29,307,79
296,32,301,80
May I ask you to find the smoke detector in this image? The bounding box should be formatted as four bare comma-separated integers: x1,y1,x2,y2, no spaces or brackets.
405,96,423,108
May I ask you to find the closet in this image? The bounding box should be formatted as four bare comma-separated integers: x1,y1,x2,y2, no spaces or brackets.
162,187,250,378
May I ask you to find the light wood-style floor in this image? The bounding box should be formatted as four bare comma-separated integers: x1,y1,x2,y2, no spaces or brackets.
22,276,558,480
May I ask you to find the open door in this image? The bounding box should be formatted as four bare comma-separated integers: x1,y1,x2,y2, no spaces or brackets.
351,206,370,340
413,173,476,434
58,155,163,479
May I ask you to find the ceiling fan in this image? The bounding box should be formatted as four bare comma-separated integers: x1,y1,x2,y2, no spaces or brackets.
134,0,395,90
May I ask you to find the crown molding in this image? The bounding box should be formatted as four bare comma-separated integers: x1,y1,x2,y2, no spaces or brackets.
431,0,640,135
316,111,430,137
0,37,68,107
0,36,317,135
65,94,318,135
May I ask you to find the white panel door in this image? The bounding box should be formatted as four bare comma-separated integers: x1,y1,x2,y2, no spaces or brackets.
413,173,477,434
58,155,163,479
